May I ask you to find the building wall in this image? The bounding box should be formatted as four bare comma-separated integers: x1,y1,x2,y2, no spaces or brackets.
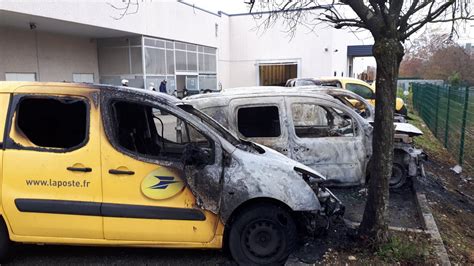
0,1,230,87
0,1,373,87
0,1,225,49
0,26,99,82
226,14,373,87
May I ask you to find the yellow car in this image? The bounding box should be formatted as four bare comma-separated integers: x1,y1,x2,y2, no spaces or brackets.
0,82,342,264
286,77,407,116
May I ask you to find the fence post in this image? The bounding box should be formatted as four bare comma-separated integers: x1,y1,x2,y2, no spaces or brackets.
435,85,440,137
444,85,451,148
459,87,470,165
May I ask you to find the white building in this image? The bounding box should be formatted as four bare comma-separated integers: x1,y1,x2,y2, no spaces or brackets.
0,0,373,93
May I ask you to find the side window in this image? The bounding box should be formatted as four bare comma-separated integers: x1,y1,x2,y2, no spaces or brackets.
346,83,374,99
295,80,317,86
237,106,281,138
110,101,211,161
291,103,355,138
9,97,88,150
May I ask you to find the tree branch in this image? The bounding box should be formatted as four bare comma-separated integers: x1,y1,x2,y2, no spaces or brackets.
401,0,457,39
108,0,140,20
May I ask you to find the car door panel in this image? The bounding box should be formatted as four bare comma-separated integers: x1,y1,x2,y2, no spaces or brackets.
286,97,366,185
228,97,290,156
100,96,221,243
2,86,103,239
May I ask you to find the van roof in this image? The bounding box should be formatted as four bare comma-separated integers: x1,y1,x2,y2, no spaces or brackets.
0,81,180,104
186,86,335,99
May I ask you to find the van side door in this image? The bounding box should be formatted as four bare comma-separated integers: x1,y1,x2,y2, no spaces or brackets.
286,96,368,185
2,85,103,239
228,96,290,156
99,94,222,243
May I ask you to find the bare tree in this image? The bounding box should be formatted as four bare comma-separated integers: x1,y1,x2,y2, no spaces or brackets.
247,0,473,244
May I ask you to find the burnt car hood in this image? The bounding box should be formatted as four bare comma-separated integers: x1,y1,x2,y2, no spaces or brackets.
219,142,325,221
394,122,423,136
252,142,327,180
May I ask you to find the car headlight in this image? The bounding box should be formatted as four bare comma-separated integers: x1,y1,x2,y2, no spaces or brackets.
294,166,326,184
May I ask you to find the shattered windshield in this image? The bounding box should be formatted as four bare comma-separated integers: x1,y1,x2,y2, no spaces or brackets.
178,104,260,152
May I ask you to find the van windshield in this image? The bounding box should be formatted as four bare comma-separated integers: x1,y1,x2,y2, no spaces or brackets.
178,104,262,153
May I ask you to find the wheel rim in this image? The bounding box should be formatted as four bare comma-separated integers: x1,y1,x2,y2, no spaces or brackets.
241,220,284,262
390,164,405,187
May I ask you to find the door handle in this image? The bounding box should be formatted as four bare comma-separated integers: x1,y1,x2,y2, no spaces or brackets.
67,166,92,172
109,169,135,175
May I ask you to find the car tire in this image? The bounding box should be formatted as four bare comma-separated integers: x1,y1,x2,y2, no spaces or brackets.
397,105,408,117
0,218,11,263
228,203,297,265
390,163,407,189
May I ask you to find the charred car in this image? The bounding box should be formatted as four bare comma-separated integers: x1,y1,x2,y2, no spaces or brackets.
185,87,425,188
0,82,342,265
286,77,408,116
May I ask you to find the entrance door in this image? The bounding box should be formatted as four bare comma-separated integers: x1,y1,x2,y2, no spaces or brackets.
176,75,199,98
186,75,199,95
259,63,297,86
2,86,103,239
100,98,221,243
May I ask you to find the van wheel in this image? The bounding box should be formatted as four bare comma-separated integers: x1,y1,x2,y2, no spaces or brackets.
228,203,297,265
390,163,407,189
0,218,11,262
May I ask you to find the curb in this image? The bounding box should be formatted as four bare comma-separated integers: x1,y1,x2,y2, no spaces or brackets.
413,187,451,265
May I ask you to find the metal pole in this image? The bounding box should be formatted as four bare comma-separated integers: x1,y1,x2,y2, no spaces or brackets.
444,85,451,148
459,87,470,165
435,85,440,137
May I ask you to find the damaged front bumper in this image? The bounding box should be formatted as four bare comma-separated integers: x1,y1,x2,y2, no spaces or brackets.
294,166,344,217
395,142,427,178
296,184,345,236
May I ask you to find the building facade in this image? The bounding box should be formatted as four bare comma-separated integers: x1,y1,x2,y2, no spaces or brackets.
0,0,373,92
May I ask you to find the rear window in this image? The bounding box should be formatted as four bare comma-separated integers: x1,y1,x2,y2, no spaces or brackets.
237,106,281,138
11,97,87,150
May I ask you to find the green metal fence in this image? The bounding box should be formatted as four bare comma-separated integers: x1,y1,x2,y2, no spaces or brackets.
412,83,474,172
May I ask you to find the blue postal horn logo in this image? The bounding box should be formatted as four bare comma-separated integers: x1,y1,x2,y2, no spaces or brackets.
149,176,179,189
141,169,185,200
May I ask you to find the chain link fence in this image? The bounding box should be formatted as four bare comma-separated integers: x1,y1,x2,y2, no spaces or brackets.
412,83,474,173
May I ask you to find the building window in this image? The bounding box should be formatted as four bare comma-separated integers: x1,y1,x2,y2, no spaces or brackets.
73,73,94,83
5,73,36,81
12,97,88,149
199,75,217,92
237,106,281,138
145,48,167,75
197,46,217,74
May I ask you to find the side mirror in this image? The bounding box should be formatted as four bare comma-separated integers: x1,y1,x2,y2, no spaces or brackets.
182,144,211,167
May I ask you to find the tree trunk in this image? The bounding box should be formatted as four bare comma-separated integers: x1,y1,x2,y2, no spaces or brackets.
359,37,404,244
